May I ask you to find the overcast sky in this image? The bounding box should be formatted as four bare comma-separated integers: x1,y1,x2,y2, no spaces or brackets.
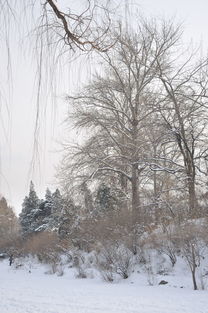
1,0,208,214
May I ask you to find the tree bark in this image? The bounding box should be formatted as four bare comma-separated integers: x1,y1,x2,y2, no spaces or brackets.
153,145,160,221
187,179,197,216
131,163,140,223
192,269,198,290
190,243,198,290
186,160,197,217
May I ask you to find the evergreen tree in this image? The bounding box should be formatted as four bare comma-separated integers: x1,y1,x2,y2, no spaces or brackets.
40,188,53,218
45,188,53,209
32,188,53,233
94,183,117,216
47,188,63,231
51,189,63,214
35,188,64,232
58,197,79,238
19,181,40,235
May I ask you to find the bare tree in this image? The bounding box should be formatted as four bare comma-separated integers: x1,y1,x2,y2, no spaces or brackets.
140,113,183,221
175,222,206,290
0,196,20,261
60,20,181,223
0,196,19,241
156,53,208,217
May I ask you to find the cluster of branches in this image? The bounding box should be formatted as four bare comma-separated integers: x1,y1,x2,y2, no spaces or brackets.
1,0,116,52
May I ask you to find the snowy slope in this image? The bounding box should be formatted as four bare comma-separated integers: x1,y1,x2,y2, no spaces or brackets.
1,260,208,313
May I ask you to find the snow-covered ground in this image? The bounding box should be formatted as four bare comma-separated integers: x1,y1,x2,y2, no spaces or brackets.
1,259,208,313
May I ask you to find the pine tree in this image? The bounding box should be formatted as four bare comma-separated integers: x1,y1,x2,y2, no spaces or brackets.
45,188,53,210
47,188,63,231
40,188,53,218
94,183,117,216
19,181,40,235
58,197,78,238
36,188,64,232
51,189,63,214
32,188,53,233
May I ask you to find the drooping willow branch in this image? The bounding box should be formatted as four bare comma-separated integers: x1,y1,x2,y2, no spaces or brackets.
45,0,116,52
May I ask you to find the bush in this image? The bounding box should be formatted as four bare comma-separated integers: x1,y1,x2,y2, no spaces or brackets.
96,243,135,281
75,265,88,279
72,250,96,279
23,232,63,274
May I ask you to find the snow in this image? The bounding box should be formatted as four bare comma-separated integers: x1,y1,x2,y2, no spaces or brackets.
1,258,208,313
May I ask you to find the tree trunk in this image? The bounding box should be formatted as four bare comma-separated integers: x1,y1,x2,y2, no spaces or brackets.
187,179,197,217
120,172,129,211
153,145,159,221
131,163,140,223
131,110,140,223
191,268,198,290
186,161,197,217
191,243,198,290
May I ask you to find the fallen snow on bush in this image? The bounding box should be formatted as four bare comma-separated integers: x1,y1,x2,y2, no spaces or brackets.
1,259,208,313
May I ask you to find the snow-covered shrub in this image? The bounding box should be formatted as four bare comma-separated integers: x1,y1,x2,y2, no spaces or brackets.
150,220,208,290
96,244,135,281
75,265,87,278
99,268,115,282
12,255,40,272
144,263,157,286
152,227,178,267
73,252,87,278
142,229,174,267
180,237,205,290
134,244,147,265
159,240,177,267
72,250,96,279
141,231,172,277
142,250,158,285
141,247,171,285
198,269,208,290
171,221,208,290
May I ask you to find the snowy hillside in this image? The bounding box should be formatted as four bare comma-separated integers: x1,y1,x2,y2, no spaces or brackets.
1,259,208,313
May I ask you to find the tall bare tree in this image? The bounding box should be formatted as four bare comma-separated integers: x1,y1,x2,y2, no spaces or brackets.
60,20,181,223
156,54,208,217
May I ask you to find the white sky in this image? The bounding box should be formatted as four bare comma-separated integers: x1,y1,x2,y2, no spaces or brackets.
1,0,208,214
